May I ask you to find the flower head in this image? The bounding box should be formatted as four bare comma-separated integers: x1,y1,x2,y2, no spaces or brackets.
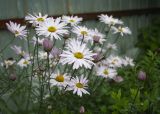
50,71,70,88
62,15,82,26
25,13,48,26
6,21,27,39
99,14,123,26
1,58,15,68
90,29,105,44
60,39,95,69
122,56,134,67
17,58,30,68
111,26,131,36
36,17,68,40
67,75,90,97
97,66,117,79
104,56,123,68
11,45,29,58
72,26,91,42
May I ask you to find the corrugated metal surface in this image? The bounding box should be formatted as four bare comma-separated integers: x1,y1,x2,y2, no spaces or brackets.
0,0,160,58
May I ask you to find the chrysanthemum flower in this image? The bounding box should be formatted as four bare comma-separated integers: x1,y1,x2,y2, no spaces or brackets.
122,56,134,67
11,45,29,58
67,75,89,97
62,15,82,26
111,26,132,36
99,14,123,26
97,66,117,79
6,21,27,39
25,13,48,26
36,17,68,40
50,71,70,88
72,26,91,42
104,56,123,68
1,59,15,69
90,29,105,44
60,39,95,69
17,58,30,68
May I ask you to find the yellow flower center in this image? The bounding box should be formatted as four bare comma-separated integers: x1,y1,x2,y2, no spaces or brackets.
15,30,19,35
74,52,84,59
76,83,84,88
118,27,123,32
55,75,64,82
69,19,75,23
103,69,109,75
111,59,117,64
81,31,88,36
23,60,29,65
48,26,57,32
20,51,25,56
37,17,44,22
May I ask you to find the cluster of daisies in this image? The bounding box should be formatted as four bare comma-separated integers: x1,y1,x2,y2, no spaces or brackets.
1,12,133,97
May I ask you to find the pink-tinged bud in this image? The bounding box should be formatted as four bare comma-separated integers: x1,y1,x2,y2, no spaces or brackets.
138,71,146,81
43,39,53,52
93,35,100,43
92,53,101,63
113,76,124,83
79,106,85,114
50,47,62,58
9,74,17,81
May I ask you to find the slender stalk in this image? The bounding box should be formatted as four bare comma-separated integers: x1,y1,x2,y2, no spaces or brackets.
100,25,112,53
47,52,52,96
26,36,37,111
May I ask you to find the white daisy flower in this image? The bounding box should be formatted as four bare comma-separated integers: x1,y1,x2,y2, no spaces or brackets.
67,75,90,97
72,26,91,42
36,17,68,40
1,59,15,69
122,56,134,67
60,39,95,69
62,15,82,26
6,21,27,39
104,56,123,68
106,43,117,50
111,26,132,36
90,29,105,44
17,58,30,68
99,14,123,26
25,13,48,26
50,71,70,88
11,45,28,58
97,66,117,79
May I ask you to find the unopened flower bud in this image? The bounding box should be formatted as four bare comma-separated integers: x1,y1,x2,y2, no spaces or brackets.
79,106,85,114
43,39,53,52
93,35,100,43
50,47,62,59
9,74,17,81
92,53,101,63
138,71,146,81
